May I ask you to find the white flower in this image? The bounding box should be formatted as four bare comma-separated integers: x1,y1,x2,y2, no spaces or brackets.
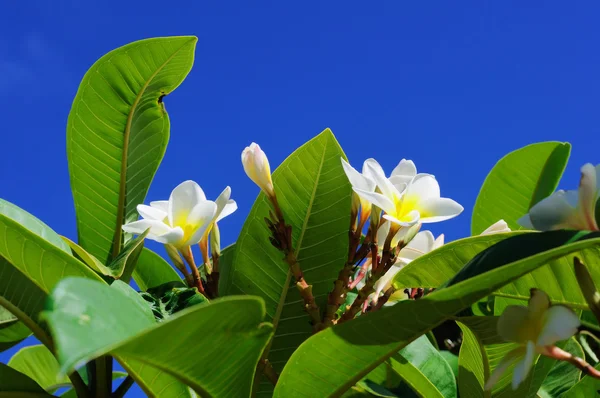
242,143,275,198
123,180,219,249
485,289,580,391
371,224,444,304
354,161,463,229
480,219,511,235
341,158,377,225
518,164,600,231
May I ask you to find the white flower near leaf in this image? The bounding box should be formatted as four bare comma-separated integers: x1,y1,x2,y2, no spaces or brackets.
518,164,600,231
371,226,444,304
242,143,275,198
485,289,580,391
341,158,377,225
481,219,511,235
122,180,219,249
354,161,463,229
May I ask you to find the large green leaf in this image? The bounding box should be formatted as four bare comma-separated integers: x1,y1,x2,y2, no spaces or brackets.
67,36,197,264
45,278,273,398
471,142,570,235
562,364,600,397
536,339,583,398
457,322,489,398
0,363,53,398
220,128,352,388
273,235,600,397
390,335,456,398
132,248,182,291
8,345,69,392
393,232,524,289
0,201,103,346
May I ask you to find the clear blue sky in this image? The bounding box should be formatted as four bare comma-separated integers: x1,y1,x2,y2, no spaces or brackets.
1,1,599,396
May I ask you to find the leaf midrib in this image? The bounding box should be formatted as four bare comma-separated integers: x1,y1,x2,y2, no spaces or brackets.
263,135,329,360
111,39,193,259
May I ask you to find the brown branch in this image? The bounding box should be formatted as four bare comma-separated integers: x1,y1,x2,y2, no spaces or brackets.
544,345,600,378
371,286,396,312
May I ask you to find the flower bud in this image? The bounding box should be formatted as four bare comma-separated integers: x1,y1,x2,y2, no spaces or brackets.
211,223,221,258
242,143,275,198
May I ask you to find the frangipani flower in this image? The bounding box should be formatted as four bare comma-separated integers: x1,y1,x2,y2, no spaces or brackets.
485,289,580,391
354,162,463,229
371,227,444,304
242,143,275,198
481,219,511,235
123,180,223,249
518,164,600,231
341,158,377,225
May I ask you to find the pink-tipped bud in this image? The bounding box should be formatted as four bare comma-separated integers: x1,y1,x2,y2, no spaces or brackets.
242,143,275,198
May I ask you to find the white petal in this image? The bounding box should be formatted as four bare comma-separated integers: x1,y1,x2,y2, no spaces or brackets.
168,180,206,227
517,214,534,229
365,162,401,201
137,204,167,221
122,219,174,243
481,220,511,235
577,163,599,230
362,158,385,180
537,305,581,346
497,305,530,343
418,198,463,223
376,221,391,247
341,159,376,192
354,188,396,215
152,226,185,245
150,200,169,212
406,230,435,254
383,211,420,227
512,341,536,390
484,347,525,391
527,190,578,231
389,175,413,188
214,187,237,222
373,265,402,299
391,159,417,178
184,201,218,246
406,174,440,201
217,201,238,222
433,234,445,249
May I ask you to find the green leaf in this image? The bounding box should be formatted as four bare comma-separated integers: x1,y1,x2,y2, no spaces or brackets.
273,235,600,397
0,199,70,254
389,335,456,398
116,358,196,398
439,351,459,380
8,345,69,392
140,281,208,321
61,236,113,276
0,363,53,397
67,36,198,264
393,232,525,289
562,364,600,397
107,229,148,280
0,306,17,326
0,201,103,347
132,248,183,291
221,129,352,387
457,322,489,398
0,321,31,352
537,338,583,398
471,142,570,235
45,277,273,398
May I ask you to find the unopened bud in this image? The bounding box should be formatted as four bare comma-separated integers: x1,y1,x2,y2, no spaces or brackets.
242,143,275,198
574,257,600,323
210,223,221,258
165,244,186,271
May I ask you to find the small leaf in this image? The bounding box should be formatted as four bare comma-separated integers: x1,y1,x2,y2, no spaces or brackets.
471,142,571,235
61,236,113,276
0,321,31,353
132,248,183,291
140,281,208,321
108,229,148,280
8,345,70,392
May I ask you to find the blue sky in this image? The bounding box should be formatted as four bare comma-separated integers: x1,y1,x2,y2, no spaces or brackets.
1,1,599,396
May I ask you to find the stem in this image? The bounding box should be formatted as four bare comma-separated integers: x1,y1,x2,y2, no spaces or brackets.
180,246,206,295
348,258,372,290
94,356,110,398
210,252,220,297
544,345,600,378
112,376,134,398
262,359,279,385
339,229,399,323
372,287,396,311
69,370,90,398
